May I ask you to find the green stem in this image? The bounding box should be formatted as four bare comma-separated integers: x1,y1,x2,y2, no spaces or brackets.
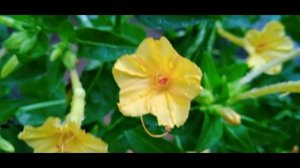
19,99,66,112
216,22,244,47
238,49,300,86
65,69,86,127
236,80,300,100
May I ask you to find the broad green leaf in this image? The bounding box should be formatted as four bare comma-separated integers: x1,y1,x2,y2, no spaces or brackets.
135,15,220,30
221,63,248,82
124,127,181,153
76,28,136,62
0,125,32,153
281,15,300,43
81,63,119,125
242,116,290,145
221,124,256,152
0,100,28,125
58,20,75,42
196,113,223,152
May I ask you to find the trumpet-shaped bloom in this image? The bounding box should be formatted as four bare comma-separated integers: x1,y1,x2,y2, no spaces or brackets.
244,21,294,75
113,36,202,128
18,117,108,153
218,21,294,75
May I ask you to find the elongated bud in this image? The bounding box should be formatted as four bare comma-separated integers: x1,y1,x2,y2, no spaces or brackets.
3,32,29,51
219,107,241,125
63,50,77,70
1,55,19,78
50,42,67,62
0,135,15,153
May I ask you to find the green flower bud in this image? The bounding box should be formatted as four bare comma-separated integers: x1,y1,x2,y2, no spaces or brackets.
63,50,77,69
195,89,214,105
3,32,29,51
1,55,19,78
50,42,67,62
0,135,15,153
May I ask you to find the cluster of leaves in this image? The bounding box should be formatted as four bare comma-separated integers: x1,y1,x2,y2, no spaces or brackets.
0,15,300,153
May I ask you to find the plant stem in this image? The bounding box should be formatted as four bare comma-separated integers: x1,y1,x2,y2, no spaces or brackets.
19,99,66,112
238,49,300,86
216,22,244,47
236,80,300,100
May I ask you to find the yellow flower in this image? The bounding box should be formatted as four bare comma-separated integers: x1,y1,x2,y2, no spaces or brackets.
217,21,294,75
112,36,202,128
18,117,108,153
18,70,108,153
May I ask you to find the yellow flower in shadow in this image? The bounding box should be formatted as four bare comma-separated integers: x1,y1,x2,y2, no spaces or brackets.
18,70,108,153
18,117,108,153
113,36,202,128
217,21,294,75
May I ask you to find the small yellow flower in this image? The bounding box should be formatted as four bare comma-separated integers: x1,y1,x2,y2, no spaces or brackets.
18,70,108,153
18,117,108,153
113,36,202,128
217,21,294,75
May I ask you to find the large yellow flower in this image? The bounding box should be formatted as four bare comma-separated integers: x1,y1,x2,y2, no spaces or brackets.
218,21,294,75
112,36,202,128
18,117,108,153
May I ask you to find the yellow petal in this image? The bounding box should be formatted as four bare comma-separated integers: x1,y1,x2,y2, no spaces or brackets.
19,117,108,153
135,36,178,72
113,54,148,89
246,55,266,70
150,92,190,128
118,81,151,117
169,56,202,99
61,123,108,153
265,65,282,75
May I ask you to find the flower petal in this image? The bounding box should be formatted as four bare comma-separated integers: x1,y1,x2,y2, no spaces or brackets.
63,123,108,153
118,81,151,117
135,36,179,72
113,54,148,89
169,56,202,99
18,117,62,153
150,92,190,128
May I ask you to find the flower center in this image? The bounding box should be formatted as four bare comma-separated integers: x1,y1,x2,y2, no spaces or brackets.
158,76,169,85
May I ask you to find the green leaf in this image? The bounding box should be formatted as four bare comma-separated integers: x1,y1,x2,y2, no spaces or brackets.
222,124,256,152
16,100,67,126
221,63,248,82
58,20,75,42
0,100,28,125
81,63,119,124
242,116,290,145
76,28,136,62
281,15,300,43
120,23,146,45
124,127,181,153
196,113,223,152
40,15,69,32
135,15,219,30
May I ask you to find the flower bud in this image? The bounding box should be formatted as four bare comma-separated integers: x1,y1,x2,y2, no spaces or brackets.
219,107,241,125
0,135,15,153
63,50,77,70
1,55,19,78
